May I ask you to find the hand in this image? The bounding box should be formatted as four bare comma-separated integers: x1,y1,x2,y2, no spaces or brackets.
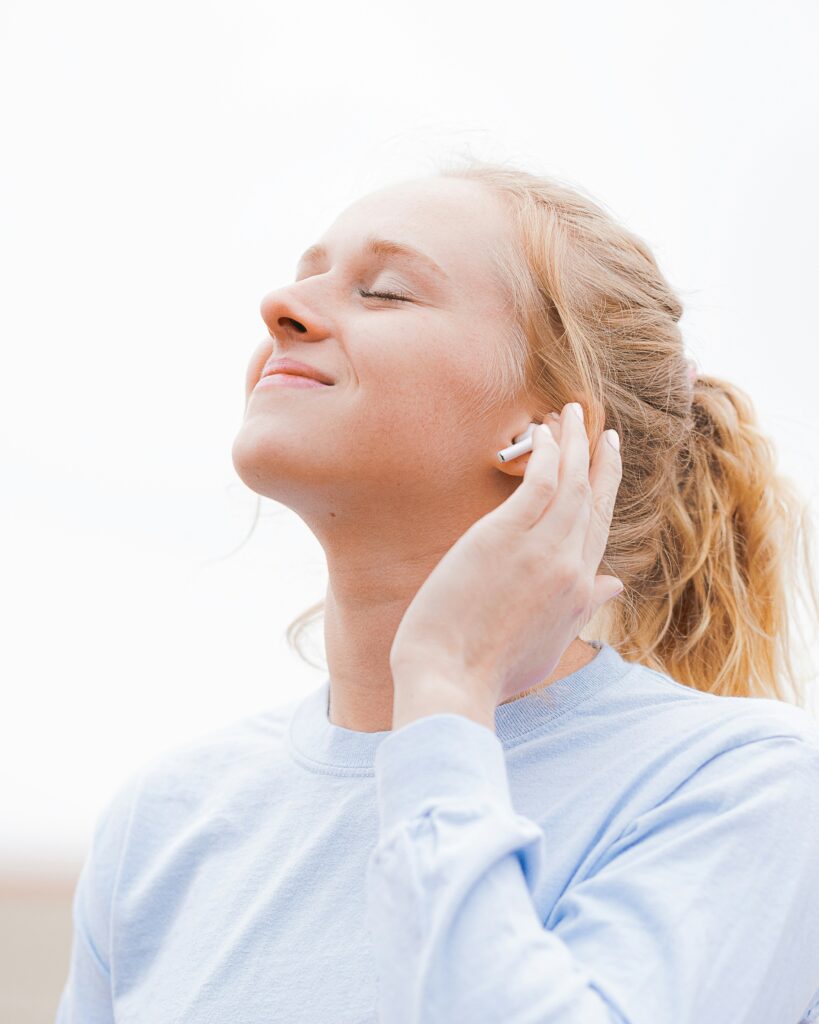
389,403,624,719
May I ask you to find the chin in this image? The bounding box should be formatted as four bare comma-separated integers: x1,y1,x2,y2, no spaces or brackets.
230,426,271,495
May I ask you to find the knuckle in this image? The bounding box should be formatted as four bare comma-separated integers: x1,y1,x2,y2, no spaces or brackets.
529,471,558,503
568,472,591,502
519,539,549,575
550,556,580,590
522,548,546,575
594,491,616,523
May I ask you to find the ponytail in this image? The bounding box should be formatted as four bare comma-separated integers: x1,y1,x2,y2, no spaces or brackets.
611,370,819,705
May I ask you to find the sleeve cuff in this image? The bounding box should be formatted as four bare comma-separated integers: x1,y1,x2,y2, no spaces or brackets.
373,712,513,835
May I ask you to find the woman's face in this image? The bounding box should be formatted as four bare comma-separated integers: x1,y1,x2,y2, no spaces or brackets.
231,176,532,529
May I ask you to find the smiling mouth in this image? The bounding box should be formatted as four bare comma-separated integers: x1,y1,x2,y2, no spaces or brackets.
254,373,333,390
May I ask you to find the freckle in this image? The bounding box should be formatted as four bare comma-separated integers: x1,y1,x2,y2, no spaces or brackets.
329,512,336,518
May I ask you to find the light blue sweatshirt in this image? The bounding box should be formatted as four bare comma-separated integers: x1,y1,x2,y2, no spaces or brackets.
56,640,819,1023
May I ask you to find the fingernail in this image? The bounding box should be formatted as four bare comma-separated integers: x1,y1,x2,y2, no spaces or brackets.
547,411,560,422
567,402,584,423
605,429,620,451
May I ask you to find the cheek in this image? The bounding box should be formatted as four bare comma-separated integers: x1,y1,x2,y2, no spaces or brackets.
244,340,273,394
356,327,489,438
363,314,479,385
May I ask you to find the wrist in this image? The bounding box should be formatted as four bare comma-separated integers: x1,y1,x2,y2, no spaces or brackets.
390,671,496,733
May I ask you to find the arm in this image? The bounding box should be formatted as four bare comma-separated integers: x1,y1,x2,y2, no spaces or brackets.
54,773,143,1024
55,860,115,1024
365,713,819,1024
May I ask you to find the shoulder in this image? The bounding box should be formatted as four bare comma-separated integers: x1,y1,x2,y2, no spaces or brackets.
70,695,303,967
554,663,819,1024
93,695,303,849
608,662,819,822
140,696,301,780
611,657,819,749
571,658,819,833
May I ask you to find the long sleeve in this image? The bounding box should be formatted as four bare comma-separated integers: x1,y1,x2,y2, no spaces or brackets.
365,712,819,1024
55,772,143,1024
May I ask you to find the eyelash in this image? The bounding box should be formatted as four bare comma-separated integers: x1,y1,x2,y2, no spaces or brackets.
358,288,412,303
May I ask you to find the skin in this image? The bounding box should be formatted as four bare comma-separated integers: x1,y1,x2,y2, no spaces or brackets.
231,176,600,733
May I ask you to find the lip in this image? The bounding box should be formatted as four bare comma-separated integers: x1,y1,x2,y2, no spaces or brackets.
259,357,335,385
254,373,330,390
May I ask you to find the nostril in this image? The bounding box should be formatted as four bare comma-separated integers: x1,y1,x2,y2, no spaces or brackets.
279,317,307,333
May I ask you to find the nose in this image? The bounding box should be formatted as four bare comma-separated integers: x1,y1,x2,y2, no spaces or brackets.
259,285,328,343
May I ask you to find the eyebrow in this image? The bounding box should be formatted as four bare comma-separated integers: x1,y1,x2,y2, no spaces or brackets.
295,235,450,281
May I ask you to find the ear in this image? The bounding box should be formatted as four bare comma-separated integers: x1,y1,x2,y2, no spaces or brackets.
495,417,561,478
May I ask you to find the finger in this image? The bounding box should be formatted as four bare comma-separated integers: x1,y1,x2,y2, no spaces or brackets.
582,427,623,576
496,423,561,530
533,402,591,540
515,412,561,457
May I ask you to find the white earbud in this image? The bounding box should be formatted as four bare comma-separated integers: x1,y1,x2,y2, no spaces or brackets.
497,422,539,463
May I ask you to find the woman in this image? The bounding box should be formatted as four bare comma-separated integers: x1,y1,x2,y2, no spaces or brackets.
57,164,819,1023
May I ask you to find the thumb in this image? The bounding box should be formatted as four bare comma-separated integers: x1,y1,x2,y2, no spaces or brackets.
591,575,625,612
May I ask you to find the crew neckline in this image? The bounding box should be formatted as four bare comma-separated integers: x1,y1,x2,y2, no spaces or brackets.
287,641,637,774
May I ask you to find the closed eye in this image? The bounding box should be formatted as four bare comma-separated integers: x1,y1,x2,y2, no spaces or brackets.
358,288,413,303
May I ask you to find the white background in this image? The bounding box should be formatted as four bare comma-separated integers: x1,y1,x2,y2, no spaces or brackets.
2,0,818,873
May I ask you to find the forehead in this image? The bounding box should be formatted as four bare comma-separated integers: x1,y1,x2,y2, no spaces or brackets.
311,177,514,294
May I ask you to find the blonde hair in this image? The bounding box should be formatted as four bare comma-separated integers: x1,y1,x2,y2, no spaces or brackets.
251,160,819,709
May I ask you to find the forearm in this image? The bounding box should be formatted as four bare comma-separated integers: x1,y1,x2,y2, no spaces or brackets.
367,712,621,1024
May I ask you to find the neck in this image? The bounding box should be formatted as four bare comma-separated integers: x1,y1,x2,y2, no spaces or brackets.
323,569,598,732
